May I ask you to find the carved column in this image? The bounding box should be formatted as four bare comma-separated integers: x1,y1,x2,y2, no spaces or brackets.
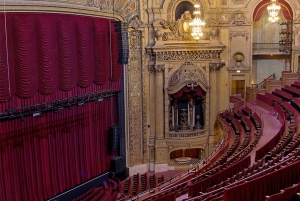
208,63,222,153
148,64,156,170
155,64,165,139
189,96,194,127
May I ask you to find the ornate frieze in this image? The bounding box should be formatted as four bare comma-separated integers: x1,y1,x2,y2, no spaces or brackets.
230,31,249,41
151,50,222,62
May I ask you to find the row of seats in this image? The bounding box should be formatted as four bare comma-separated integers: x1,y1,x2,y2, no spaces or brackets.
144,108,261,200
184,87,300,200
73,179,119,201
126,107,263,201
265,182,300,201
185,148,300,201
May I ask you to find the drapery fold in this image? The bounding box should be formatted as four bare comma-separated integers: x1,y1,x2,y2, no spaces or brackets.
13,15,38,98
36,15,58,94
76,17,93,87
93,19,109,85
57,16,77,91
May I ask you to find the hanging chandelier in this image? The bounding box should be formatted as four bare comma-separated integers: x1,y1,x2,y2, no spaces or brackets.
189,4,205,40
267,0,281,22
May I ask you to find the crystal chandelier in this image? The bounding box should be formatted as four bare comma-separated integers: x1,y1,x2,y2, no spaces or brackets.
267,0,281,22
189,4,205,40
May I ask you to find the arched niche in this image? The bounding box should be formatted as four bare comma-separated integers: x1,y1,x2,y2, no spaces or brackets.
167,63,209,132
165,0,206,21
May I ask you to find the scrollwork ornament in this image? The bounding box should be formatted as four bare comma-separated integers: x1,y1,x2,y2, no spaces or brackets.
155,65,165,73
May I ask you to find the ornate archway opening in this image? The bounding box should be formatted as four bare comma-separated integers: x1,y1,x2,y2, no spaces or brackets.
167,63,209,133
170,86,206,132
169,148,205,166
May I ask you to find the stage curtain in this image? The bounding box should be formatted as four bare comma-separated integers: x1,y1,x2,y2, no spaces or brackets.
110,30,122,82
224,160,300,201
0,13,122,201
0,15,10,101
0,97,118,201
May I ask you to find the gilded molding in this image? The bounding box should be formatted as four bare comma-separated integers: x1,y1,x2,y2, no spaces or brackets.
142,35,148,163
128,30,143,166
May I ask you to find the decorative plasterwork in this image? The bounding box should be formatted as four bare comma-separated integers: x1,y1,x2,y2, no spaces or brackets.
129,15,144,29
230,31,249,41
151,50,223,61
155,65,165,73
230,10,249,26
128,30,143,166
227,51,250,73
86,0,140,20
209,62,225,72
168,62,209,94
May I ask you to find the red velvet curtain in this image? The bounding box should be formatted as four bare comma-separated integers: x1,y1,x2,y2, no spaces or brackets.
172,86,205,99
224,160,300,201
0,13,122,201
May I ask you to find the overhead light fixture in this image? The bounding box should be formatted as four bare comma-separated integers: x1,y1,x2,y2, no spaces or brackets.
95,96,103,103
78,101,86,106
189,4,205,40
33,111,42,117
267,0,280,23
236,70,241,73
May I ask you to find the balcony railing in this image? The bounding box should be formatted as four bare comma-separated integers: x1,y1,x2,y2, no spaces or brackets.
253,43,280,54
